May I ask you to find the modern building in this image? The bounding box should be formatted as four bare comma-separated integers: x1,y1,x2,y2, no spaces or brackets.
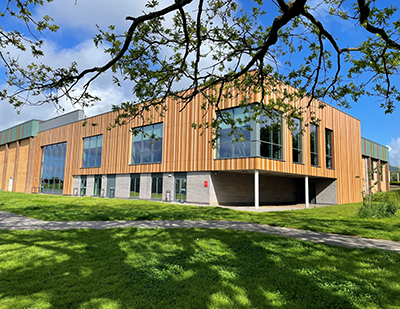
0,89,391,207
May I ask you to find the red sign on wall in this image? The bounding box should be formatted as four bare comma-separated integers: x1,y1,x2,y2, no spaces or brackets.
204,181,208,188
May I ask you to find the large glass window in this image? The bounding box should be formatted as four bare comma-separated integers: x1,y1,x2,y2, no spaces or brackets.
132,123,163,164
260,111,282,160
40,142,67,195
292,118,302,163
130,174,140,198
310,124,319,166
217,107,251,159
151,174,163,199
82,135,103,168
325,129,333,169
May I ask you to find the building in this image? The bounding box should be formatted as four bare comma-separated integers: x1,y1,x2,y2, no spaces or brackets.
0,89,391,207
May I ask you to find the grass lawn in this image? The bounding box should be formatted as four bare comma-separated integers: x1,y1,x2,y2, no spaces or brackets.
1,227,399,309
1,191,400,241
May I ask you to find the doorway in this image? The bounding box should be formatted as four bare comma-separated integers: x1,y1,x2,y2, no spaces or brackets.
80,176,87,196
175,174,187,203
106,175,116,198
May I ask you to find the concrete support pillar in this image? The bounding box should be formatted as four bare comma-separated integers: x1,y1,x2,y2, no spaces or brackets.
254,170,259,209
397,172,399,182
305,176,309,208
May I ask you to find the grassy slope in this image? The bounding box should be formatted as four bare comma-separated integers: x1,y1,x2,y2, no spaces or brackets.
0,227,399,309
1,191,400,241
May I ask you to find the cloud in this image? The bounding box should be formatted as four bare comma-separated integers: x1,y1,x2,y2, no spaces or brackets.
387,137,400,167
0,38,132,131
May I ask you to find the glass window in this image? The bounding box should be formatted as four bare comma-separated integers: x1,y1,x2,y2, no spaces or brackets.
292,118,302,163
94,175,102,196
151,174,163,199
260,111,282,160
217,107,251,159
131,123,163,164
310,124,319,166
82,135,103,168
325,129,333,169
130,174,140,198
40,142,67,195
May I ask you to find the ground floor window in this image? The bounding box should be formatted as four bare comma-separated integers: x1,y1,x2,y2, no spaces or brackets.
151,174,163,199
130,174,140,198
80,176,87,196
94,175,102,196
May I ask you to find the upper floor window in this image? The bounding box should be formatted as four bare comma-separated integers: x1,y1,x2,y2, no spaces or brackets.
325,129,333,169
310,124,319,166
132,123,163,164
217,107,251,159
292,118,302,163
82,135,102,168
260,111,282,160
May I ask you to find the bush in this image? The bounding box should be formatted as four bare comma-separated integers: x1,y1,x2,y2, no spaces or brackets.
390,181,400,186
358,191,400,219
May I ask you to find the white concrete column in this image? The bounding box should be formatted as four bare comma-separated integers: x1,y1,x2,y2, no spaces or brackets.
305,176,309,208
397,172,399,182
254,170,259,209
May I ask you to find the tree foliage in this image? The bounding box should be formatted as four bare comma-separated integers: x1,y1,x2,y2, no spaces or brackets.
1,0,400,138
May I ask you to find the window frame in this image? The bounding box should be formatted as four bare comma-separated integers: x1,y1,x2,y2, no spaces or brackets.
82,135,103,168
310,124,319,167
131,123,163,165
292,118,302,164
259,110,283,160
40,142,67,195
216,107,252,159
325,128,333,169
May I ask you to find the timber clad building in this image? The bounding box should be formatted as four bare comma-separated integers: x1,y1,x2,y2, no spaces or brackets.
0,90,390,207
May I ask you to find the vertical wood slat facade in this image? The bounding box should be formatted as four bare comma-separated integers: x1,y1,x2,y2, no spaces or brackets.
32,87,364,204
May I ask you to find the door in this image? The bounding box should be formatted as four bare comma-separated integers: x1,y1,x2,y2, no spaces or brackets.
8,178,13,192
80,176,87,196
175,178,187,203
106,175,116,198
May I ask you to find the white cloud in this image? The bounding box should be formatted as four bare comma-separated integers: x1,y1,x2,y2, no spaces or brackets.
387,137,400,167
0,38,133,131
34,0,148,33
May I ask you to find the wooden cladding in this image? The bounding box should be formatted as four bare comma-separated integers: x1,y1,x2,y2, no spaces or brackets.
34,86,363,204
0,138,35,193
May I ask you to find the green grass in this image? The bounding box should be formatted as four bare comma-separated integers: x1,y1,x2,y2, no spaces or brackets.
0,227,399,309
1,191,400,241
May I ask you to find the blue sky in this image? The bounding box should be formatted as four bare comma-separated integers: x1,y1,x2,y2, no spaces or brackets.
1,0,400,165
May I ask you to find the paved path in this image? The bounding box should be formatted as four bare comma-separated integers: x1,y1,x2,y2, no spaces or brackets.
1,210,400,252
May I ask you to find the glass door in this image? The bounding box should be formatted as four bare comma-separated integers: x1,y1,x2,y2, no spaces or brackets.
80,176,87,196
175,178,187,203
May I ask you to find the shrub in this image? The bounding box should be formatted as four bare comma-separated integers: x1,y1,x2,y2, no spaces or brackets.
358,191,400,219
390,181,400,186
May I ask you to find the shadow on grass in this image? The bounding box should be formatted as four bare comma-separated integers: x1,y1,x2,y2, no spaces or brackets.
0,228,399,308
